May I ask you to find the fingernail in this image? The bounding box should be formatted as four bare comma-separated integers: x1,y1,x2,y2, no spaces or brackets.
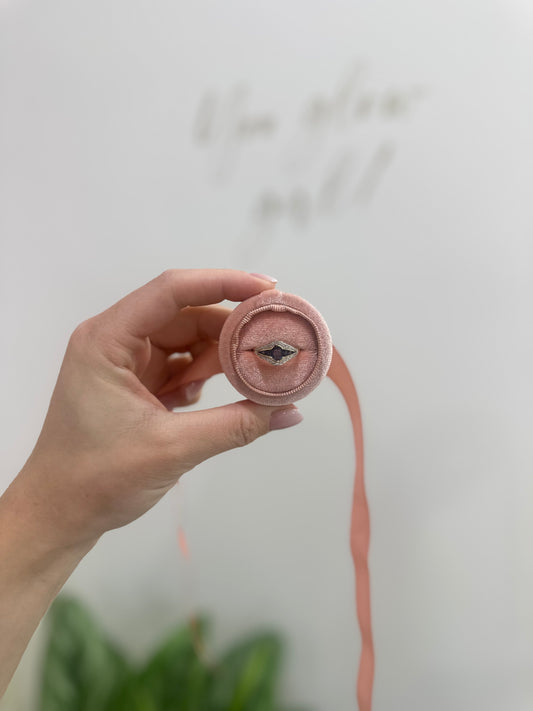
269,407,303,431
250,272,278,283
183,379,206,402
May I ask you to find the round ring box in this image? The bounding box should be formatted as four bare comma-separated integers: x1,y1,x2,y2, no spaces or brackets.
218,290,333,406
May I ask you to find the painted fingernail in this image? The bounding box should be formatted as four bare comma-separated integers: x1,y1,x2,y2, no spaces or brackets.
269,407,303,431
250,272,278,283
183,379,206,402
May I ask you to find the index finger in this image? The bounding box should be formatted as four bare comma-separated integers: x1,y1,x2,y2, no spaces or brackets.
106,269,278,338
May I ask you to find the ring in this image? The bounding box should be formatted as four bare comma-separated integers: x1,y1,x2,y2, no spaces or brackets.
254,340,299,365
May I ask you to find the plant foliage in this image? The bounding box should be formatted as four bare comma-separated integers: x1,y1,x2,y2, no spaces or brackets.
39,596,306,711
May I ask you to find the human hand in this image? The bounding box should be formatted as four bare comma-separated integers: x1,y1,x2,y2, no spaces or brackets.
9,269,303,554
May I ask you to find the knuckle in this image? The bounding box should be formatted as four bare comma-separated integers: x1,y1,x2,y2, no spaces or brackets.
68,317,112,365
69,318,97,349
232,410,262,448
150,417,196,474
158,268,181,286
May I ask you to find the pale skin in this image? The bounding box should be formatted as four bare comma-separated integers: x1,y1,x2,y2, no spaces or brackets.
0,268,303,698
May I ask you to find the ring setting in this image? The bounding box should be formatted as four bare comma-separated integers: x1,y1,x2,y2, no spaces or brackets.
254,340,299,365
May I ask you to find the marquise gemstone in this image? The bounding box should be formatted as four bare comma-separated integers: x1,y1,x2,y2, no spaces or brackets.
254,341,298,365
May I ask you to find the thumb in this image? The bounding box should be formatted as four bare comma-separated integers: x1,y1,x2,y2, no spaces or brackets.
167,400,303,468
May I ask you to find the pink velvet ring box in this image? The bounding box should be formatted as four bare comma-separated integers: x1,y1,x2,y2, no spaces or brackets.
218,290,333,406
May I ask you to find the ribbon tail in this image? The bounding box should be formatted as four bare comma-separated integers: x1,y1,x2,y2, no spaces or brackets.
328,346,374,711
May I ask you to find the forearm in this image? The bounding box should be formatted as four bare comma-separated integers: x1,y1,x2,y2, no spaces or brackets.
0,469,96,698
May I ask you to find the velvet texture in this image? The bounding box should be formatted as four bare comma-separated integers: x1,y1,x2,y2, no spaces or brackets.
218,290,332,405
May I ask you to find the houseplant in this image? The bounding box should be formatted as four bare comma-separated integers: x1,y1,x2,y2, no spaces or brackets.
39,596,306,711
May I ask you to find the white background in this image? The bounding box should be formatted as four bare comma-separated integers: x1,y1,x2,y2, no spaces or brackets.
1,1,533,709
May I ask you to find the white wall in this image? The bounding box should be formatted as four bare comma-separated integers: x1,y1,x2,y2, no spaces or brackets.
1,1,533,709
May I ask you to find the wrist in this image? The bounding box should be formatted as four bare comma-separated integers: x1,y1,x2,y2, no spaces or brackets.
0,466,97,592
0,467,97,699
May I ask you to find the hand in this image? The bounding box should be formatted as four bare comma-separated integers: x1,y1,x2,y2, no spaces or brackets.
0,268,304,697
7,269,303,554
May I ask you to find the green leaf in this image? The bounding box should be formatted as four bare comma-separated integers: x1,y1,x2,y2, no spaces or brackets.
209,633,283,711
131,617,212,711
103,674,159,711
39,595,131,711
